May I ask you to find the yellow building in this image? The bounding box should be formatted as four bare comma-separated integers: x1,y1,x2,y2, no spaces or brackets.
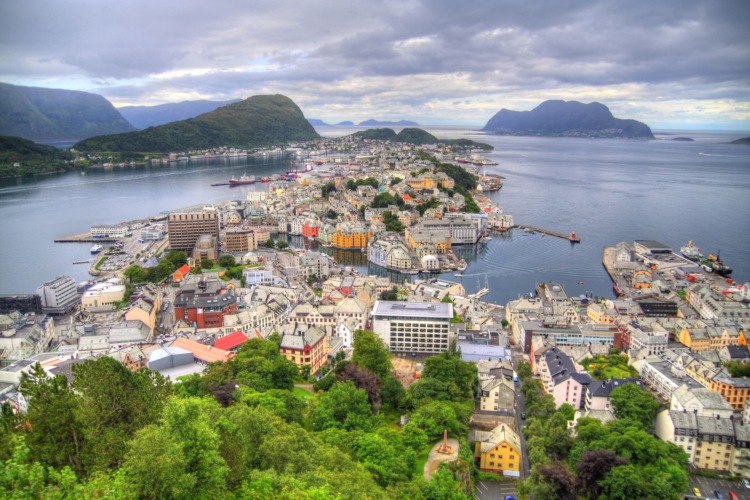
405,174,438,190
473,423,521,476
678,326,745,352
124,284,162,336
333,225,371,249
586,302,617,324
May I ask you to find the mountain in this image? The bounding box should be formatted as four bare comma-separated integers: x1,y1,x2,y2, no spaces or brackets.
75,94,320,152
118,99,240,129
0,82,135,143
729,137,750,145
349,127,493,150
482,100,653,139
307,118,330,126
352,128,397,140
358,119,419,126
336,121,355,126
0,134,75,178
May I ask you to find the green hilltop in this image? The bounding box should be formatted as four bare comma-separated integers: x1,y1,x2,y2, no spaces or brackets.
0,135,74,178
351,127,492,150
75,94,320,152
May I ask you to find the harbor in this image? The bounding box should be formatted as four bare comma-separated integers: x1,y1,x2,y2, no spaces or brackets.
512,225,581,243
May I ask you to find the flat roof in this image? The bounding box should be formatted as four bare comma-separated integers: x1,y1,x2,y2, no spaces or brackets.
372,300,453,319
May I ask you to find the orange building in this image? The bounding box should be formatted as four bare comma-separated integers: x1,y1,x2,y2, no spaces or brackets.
302,220,321,239
333,225,371,249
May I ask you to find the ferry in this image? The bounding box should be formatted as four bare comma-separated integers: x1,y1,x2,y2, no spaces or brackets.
90,244,104,254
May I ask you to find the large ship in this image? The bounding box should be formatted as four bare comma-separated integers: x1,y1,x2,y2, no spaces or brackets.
90,244,103,254
680,240,703,262
701,251,732,276
228,174,255,186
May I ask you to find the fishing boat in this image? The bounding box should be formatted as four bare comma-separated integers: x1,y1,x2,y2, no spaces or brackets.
457,260,467,272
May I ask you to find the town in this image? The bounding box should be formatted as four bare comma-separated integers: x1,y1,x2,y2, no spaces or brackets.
1,134,749,499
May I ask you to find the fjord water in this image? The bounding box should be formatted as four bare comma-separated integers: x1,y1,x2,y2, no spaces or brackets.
0,127,748,306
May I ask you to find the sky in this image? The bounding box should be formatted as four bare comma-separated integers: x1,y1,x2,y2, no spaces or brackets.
1,0,749,129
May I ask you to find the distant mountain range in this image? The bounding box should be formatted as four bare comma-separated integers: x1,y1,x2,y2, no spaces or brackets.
75,94,319,152
118,99,241,129
0,82,135,143
308,118,418,127
730,137,750,145
482,100,653,139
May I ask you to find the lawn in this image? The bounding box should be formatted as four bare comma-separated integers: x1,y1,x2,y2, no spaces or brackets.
414,442,433,478
581,353,638,380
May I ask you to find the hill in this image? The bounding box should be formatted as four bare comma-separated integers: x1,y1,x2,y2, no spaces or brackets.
75,94,320,152
0,82,135,143
482,100,654,139
358,119,419,126
394,127,438,143
351,128,397,140
336,121,355,126
307,118,330,126
730,137,750,145
118,99,240,129
0,134,75,178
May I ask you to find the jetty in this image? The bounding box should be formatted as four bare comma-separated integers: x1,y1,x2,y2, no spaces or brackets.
54,232,117,243
513,225,581,243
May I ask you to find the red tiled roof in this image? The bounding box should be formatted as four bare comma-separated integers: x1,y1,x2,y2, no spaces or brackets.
170,338,233,363
175,264,190,276
214,331,249,350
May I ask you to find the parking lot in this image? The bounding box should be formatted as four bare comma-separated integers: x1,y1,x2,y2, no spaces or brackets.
688,474,748,499
475,479,517,500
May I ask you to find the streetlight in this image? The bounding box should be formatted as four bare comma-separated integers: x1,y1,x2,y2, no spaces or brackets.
235,384,243,402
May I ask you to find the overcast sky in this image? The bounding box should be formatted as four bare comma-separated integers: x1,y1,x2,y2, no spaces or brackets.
1,0,748,129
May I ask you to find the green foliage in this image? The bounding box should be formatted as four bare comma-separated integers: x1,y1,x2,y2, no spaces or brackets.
394,128,439,144
346,176,379,190
352,330,392,380
321,181,337,198
389,177,402,186
276,240,288,249
516,360,532,381
0,135,76,178
219,254,236,268
310,381,378,432
580,353,638,380
609,383,661,429
724,360,750,377
382,211,404,232
75,94,320,152
371,191,404,209
351,128,397,140
558,403,576,421
415,197,440,216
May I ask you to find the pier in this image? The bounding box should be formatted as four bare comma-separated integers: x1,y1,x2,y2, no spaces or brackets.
513,225,581,243
54,232,117,243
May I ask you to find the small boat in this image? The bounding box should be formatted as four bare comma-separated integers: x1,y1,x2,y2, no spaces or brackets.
457,260,467,272
578,281,585,285
90,244,103,254
260,177,270,183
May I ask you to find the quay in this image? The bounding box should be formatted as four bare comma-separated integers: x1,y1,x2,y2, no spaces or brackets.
54,232,117,243
513,225,581,243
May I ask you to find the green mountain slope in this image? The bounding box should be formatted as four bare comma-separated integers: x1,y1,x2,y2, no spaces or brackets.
352,128,397,140
0,134,74,177
75,94,320,152
0,82,135,142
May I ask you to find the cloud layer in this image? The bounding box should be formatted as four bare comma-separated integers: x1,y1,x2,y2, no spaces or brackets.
1,0,748,128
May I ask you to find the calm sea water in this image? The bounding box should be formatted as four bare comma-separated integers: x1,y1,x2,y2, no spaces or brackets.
1,127,748,306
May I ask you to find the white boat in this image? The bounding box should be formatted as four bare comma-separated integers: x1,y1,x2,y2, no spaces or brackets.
457,260,467,272
90,244,104,254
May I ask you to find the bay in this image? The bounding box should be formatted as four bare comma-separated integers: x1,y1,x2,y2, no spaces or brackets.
0,127,748,308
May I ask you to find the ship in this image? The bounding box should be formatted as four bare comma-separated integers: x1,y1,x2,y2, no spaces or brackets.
701,251,732,276
90,244,104,254
457,259,467,272
228,174,255,186
680,241,703,262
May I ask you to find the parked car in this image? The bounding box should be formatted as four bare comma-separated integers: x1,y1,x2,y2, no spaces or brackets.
693,487,701,497
729,491,738,500
715,491,724,500
744,478,750,490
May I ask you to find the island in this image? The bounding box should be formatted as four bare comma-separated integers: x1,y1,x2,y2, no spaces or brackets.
481,100,654,139
358,119,419,126
729,136,750,145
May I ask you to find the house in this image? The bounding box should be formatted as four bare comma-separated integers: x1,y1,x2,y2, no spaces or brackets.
169,338,234,364
473,423,522,477
213,331,249,351
279,323,328,375
584,378,642,411
479,377,515,413
173,264,191,282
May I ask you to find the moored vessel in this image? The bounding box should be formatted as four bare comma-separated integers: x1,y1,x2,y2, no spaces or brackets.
228,174,256,186
90,244,103,254
680,240,703,262
701,251,732,276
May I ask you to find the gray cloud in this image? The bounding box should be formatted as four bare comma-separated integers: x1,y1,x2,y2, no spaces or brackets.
0,0,748,127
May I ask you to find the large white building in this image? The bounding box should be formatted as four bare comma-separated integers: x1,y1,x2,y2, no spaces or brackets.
90,225,128,238
36,276,79,315
371,300,453,354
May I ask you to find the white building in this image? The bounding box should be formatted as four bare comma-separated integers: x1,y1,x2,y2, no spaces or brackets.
36,276,79,315
371,300,453,354
81,281,126,312
91,225,128,238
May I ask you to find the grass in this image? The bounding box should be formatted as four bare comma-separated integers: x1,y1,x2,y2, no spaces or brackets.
415,442,433,478
293,386,315,402
94,257,108,270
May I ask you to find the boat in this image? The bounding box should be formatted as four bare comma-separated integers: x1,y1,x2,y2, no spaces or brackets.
228,174,256,186
260,177,270,183
701,251,732,276
578,281,585,285
457,260,467,272
680,240,703,262
90,244,104,254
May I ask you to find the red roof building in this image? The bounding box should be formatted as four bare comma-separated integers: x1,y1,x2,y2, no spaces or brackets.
173,264,191,282
214,331,249,351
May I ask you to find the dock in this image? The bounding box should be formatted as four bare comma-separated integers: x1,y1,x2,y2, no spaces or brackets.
513,225,581,243
54,232,117,243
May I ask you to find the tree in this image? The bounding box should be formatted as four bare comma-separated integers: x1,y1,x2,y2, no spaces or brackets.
598,464,646,500
310,381,377,432
575,449,628,499
610,383,661,429
265,237,275,247
201,258,214,269
163,250,188,268
276,240,288,249
218,254,236,268
352,330,392,380
336,362,383,412
380,375,406,411
529,460,578,500
558,402,576,421
516,360,532,381
123,265,148,283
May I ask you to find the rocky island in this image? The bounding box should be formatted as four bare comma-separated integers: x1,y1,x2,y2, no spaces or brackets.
481,100,654,139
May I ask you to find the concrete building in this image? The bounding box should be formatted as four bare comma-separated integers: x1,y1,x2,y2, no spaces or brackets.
479,377,515,412
36,276,79,315
371,301,453,354
168,211,219,253
192,234,219,261
225,227,258,253
299,251,331,280
0,294,41,315
91,225,128,238
81,281,126,312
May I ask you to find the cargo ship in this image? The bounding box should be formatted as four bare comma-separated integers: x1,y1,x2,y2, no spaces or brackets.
228,174,255,186
680,241,703,262
701,251,732,276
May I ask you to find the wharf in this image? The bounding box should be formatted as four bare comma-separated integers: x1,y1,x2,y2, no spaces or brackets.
513,225,581,242
54,233,117,243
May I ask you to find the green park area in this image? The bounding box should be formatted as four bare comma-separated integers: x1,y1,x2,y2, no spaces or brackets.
580,351,638,380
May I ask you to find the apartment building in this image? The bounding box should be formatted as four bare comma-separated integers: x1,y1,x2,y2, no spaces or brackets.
168,211,219,252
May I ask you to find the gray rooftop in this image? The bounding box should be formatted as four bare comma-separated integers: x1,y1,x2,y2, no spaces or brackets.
372,300,453,319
